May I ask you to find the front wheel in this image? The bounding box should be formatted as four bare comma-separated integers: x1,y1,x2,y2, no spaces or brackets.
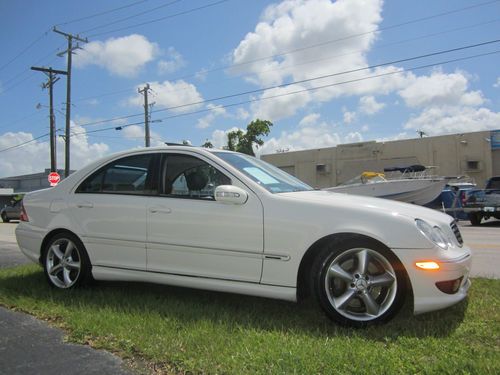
468,212,482,226
43,233,92,289
311,239,407,327
1,213,9,223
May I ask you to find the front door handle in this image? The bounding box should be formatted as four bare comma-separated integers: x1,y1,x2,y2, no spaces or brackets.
76,202,93,208
149,207,172,214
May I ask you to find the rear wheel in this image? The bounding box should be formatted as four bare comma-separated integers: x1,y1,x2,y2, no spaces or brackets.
468,212,482,226
311,238,406,327
1,213,9,223
43,233,92,289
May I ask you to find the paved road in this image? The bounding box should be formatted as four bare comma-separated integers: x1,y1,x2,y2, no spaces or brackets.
0,222,133,374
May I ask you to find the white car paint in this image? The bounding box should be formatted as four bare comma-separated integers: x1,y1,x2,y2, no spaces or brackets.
15,146,471,322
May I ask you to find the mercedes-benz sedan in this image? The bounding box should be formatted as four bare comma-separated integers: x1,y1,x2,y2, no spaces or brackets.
16,146,471,326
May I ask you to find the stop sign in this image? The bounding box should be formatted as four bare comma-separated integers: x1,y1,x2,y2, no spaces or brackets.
48,172,61,187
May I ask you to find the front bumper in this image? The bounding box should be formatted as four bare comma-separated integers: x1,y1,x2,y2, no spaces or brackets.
395,246,472,315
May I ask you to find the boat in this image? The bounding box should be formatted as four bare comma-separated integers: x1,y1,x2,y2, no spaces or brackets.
324,165,448,206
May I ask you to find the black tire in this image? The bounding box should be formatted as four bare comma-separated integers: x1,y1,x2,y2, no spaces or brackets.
42,232,93,289
310,237,407,327
468,213,482,226
1,213,9,223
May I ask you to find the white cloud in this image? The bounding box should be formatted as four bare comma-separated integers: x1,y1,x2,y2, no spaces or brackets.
209,127,241,149
250,84,311,121
157,47,186,74
122,124,165,146
231,0,414,120
361,125,370,132
358,95,385,114
196,104,227,129
75,34,158,77
236,108,250,120
399,70,484,108
404,106,500,136
0,123,109,177
299,113,321,126
128,80,203,113
343,110,356,124
494,77,500,88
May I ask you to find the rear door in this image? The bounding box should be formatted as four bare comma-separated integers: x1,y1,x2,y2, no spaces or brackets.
70,153,158,270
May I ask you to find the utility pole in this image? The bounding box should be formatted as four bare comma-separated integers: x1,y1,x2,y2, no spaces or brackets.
53,27,88,177
138,83,153,147
31,66,68,172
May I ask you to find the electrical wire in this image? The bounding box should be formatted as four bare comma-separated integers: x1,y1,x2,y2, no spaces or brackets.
0,133,50,153
87,0,230,38
0,29,51,72
75,38,500,128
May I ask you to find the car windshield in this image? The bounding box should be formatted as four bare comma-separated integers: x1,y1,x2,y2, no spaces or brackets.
213,152,313,193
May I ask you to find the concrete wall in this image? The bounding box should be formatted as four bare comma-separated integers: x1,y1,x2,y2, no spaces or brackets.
262,130,495,189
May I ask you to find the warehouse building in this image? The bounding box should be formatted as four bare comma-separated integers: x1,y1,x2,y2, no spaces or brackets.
262,130,500,189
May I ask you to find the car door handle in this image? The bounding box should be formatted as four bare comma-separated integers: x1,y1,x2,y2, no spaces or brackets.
149,207,172,214
76,202,94,208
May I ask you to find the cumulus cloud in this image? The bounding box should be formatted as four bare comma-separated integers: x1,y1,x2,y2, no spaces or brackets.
157,47,186,74
0,123,109,177
399,70,484,108
196,104,227,129
128,80,203,113
343,109,356,124
494,77,500,88
230,0,414,120
210,127,241,149
75,34,158,77
122,124,165,146
358,95,385,114
299,113,321,127
250,84,311,121
404,106,500,136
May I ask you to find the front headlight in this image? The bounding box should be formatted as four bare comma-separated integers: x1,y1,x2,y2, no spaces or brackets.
415,219,448,250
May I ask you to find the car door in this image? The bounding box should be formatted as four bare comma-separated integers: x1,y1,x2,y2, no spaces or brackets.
70,153,158,270
146,152,264,282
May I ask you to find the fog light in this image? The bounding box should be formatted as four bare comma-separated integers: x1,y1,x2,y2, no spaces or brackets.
436,277,463,294
415,261,440,270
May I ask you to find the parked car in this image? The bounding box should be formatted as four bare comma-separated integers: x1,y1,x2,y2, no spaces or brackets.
1,199,22,222
15,147,471,327
463,176,500,225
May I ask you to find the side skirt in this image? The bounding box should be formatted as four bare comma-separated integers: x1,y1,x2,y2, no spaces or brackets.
92,265,297,302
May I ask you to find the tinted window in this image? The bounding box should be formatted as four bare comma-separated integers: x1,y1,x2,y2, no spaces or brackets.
77,154,156,195
162,154,231,199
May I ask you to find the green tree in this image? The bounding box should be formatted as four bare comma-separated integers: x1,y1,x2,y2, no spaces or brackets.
226,119,273,156
201,139,214,148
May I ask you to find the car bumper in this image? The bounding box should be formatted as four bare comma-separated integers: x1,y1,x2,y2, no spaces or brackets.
395,246,472,315
15,223,45,264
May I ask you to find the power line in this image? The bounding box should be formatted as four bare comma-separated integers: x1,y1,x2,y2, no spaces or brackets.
0,29,51,72
0,133,50,154
79,0,184,34
76,38,500,128
71,49,500,139
87,0,230,38
55,0,151,27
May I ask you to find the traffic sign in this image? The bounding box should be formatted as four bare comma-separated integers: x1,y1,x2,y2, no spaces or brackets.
48,172,61,187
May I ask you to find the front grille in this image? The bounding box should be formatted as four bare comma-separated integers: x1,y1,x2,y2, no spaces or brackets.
450,221,463,246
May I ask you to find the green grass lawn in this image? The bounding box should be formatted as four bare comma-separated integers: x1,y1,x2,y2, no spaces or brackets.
1,264,499,374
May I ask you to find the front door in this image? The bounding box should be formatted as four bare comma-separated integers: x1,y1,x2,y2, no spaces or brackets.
146,152,264,282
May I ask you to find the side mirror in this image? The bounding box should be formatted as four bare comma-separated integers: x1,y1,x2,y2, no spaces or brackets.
215,185,248,205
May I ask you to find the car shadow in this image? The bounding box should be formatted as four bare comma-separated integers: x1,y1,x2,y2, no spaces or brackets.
0,268,468,342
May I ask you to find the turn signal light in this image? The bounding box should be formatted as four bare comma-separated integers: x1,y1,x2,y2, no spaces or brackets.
415,261,440,270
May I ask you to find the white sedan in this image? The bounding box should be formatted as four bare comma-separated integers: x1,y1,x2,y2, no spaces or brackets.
15,146,471,326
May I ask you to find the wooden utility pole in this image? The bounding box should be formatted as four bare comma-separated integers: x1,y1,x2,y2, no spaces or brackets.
31,66,67,172
53,27,88,177
138,83,153,147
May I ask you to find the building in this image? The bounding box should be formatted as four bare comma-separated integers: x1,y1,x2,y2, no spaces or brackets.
262,130,500,189
0,169,68,194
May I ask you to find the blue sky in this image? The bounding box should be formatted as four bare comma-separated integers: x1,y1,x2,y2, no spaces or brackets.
0,0,499,177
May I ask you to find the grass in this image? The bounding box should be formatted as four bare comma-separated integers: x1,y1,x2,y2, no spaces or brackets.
0,264,499,374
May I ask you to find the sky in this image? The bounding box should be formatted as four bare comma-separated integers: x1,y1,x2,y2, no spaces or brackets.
0,0,499,177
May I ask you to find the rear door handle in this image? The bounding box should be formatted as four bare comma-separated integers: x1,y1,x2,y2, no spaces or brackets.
149,207,172,214
76,202,93,208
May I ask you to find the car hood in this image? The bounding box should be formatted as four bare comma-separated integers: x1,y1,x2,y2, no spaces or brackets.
278,190,452,226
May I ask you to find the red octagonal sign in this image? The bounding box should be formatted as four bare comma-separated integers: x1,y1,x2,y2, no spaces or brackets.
48,172,61,187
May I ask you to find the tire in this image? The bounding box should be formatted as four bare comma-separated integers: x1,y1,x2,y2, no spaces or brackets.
42,232,93,289
310,238,407,327
1,213,9,223
468,213,481,226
